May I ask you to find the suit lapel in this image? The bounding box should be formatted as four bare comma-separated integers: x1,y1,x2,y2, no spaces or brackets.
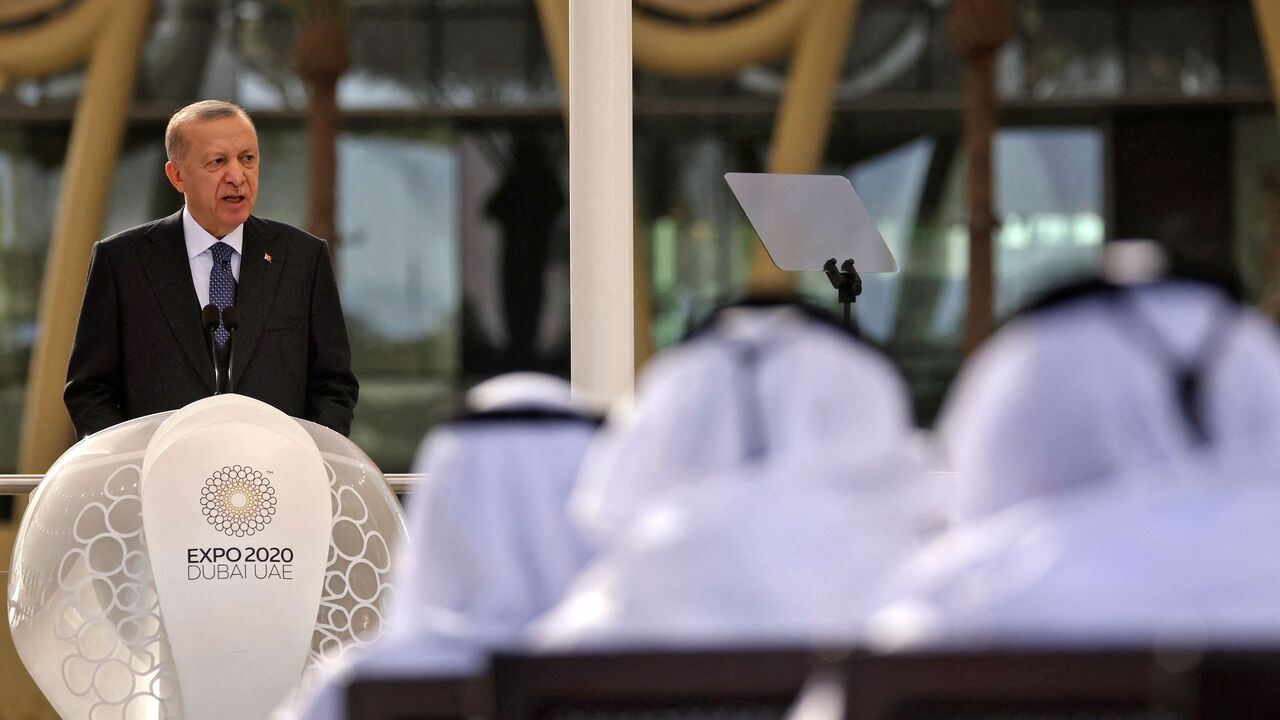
232,215,285,382
139,210,216,393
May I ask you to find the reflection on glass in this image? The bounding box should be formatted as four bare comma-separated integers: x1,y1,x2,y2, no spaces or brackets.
1021,4,1123,98
994,128,1104,315
0,0,553,111
838,4,931,97
266,128,461,470
233,1,304,110
0,132,55,470
1226,5,1270,90
139,0,220,103
343,132,458,467
1128,7,1222,96
457,129,570,380
796,138,936,342
0,130,171,471
640,125,1103,423
1233,113,1280,316
643,133,754,349
339,6,432,109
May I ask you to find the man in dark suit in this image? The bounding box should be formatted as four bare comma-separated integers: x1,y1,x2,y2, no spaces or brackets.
64,100,358,437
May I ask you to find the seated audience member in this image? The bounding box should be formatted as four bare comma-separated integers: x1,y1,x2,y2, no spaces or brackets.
534,298,940,648
279,373,602,720
870,266,1280,648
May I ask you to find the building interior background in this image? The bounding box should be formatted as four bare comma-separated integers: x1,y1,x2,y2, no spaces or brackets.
0,0,1269,466
0,0,1276,474
2,0,1280,716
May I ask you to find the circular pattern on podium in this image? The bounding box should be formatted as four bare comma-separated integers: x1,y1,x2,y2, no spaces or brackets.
303,459,396,685
14,414,406,717
49,462,185,719
199,465,277,537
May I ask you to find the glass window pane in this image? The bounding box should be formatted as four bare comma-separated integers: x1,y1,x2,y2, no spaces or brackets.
994,127,1105,315
0,128,60,471
254,124,462,471
1022,4,1123,98
0,125,176,472
137,0,221,104
458,128,570,377
842,4,931,96
340,4,432,109
1226,4,1269,91
1233,113,1280,310
1128,6,1223,96
439,15,542,107
639,128,759,349
795,137,937,342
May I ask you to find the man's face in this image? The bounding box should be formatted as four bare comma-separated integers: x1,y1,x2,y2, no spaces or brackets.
164,114,259,238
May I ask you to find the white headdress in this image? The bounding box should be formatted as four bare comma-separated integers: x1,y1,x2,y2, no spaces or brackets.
940,279,1280,520
570,301,916,547
534,301,936,648
283,373,600,720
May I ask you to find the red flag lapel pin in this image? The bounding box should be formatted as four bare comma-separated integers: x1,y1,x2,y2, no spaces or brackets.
264,253,273,263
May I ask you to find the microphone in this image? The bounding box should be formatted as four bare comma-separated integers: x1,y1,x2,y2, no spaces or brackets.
222,306,240,394
200,304,226,394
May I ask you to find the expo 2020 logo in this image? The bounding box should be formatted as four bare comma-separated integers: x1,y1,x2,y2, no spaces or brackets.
200,465,277,537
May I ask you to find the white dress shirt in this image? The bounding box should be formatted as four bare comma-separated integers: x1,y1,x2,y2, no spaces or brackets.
183,206,243,308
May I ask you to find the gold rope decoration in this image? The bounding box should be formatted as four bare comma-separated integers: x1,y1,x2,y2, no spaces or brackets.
636,0,775,22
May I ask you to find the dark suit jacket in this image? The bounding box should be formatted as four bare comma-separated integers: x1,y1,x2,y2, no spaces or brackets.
64,210,359,437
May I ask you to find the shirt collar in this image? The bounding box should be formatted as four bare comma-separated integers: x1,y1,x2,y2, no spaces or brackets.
182,206,244,260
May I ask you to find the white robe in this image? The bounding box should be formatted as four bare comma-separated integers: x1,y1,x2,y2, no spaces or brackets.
869,465,1280,648
535,303,940,648
939,280,1280,520
535,459,938,648
570,305,921,547
280,374,598,720
872,280,1280,648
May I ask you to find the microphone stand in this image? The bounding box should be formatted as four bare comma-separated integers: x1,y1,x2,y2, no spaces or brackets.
201,304,227,394
222,306,240,394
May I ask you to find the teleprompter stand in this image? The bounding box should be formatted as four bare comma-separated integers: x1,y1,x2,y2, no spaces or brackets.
724,173,896,331
823,258,863,330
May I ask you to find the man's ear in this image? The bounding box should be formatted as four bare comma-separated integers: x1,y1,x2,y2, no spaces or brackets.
164,160,185,194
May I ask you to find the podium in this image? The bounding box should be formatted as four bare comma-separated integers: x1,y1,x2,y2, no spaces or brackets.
7,395,407,720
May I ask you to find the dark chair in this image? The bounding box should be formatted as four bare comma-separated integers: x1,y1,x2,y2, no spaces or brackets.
843,648,1198,720
1196,649,1280,720
348,646,1280,720
347,675,490,720
490,647,830,720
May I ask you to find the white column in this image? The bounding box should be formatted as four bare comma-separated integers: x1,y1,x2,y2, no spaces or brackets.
569,0,634,408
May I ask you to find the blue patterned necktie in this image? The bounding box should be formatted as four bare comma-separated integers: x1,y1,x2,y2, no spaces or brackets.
209,241,237,347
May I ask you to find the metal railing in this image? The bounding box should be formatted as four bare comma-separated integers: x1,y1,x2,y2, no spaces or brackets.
0,473,423,495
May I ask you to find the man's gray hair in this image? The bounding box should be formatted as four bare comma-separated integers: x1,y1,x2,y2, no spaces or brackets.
165,100,255,163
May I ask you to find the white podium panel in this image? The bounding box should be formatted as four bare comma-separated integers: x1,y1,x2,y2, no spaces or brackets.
9,397,406,720
9,413,182,720
141,398,331,720
296,420,402,675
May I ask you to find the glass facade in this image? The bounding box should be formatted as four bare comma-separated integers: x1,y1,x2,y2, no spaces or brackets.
0,0,1277,470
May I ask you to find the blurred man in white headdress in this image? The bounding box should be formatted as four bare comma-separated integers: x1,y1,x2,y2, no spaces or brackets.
279,373,601,720
870,248,1280,649
534,298,941,648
